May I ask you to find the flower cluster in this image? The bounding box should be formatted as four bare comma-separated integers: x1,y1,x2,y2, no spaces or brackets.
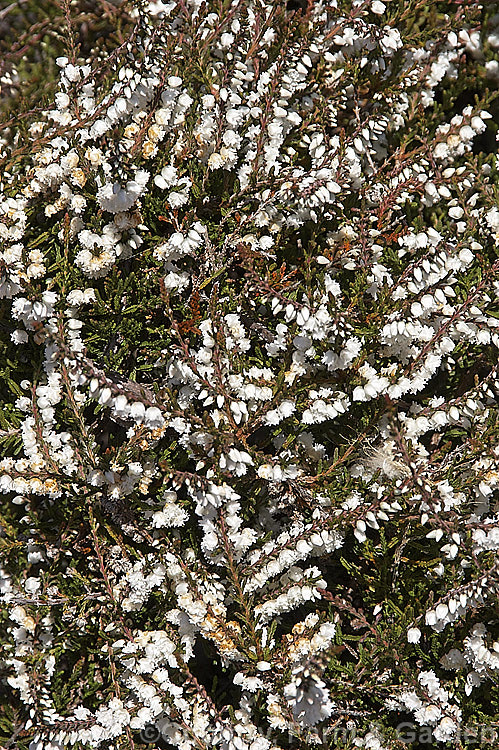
0,1,498,748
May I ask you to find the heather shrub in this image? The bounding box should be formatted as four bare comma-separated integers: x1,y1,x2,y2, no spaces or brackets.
0,1,499,749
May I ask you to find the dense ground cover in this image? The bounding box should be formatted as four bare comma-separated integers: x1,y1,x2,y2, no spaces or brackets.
0,1,498,748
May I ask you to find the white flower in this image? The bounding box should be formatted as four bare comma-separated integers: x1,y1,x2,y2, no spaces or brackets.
154,165,178,190
440,649,466,670
400,691,422,711
407,627,422,644
284,672,333,726
11,329,28,344
233,672,263,692
97,170,149,213
208,152,226,170
153,223,204,262
144,407,165,429
414,704,442,725
220,448,253,477
167,76,182,88
433,717,458,742
152,502,188,528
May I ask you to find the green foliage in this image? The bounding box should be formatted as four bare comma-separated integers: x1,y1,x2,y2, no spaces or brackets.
1,1,499,749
